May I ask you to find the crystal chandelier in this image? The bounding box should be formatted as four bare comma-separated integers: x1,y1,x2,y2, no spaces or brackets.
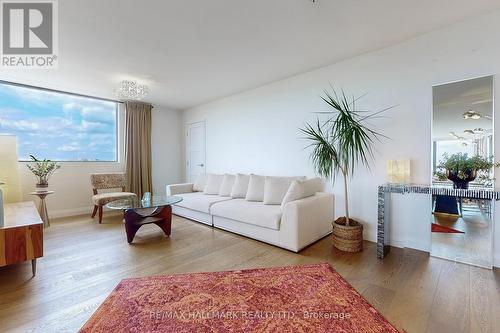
116,80,149,100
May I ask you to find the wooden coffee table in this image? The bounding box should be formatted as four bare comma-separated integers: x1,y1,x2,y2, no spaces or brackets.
106,195,182,243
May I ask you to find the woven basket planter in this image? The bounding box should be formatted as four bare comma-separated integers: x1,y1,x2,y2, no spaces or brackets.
332,217,363,253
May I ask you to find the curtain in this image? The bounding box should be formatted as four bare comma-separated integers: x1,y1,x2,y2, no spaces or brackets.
125,101,153,198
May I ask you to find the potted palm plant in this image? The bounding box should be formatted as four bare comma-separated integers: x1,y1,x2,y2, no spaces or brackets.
301,88,390,252
26,155,60,192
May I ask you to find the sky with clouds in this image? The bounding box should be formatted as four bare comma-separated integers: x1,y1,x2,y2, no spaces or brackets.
0,83,117,161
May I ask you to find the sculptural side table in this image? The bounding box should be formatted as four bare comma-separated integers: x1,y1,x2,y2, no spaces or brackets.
29,191,54,228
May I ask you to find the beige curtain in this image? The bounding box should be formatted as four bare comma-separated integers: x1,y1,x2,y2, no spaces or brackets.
125,101,153,198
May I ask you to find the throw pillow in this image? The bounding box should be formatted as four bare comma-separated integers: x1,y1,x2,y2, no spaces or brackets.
245,174,266,201
281,177,325,209
193,174,207,192
219,174,236,197
263,176,305,205
203,174,224,195
230,174,250,198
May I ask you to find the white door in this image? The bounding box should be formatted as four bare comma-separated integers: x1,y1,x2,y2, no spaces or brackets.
187,121,206,183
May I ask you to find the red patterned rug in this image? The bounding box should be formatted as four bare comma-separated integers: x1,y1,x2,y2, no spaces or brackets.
431,223,464,234
80,263,401,333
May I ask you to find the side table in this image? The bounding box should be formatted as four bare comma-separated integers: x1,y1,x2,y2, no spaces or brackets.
29,191,54,228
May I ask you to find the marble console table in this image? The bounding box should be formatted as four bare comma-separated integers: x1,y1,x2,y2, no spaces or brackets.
377,183,500,259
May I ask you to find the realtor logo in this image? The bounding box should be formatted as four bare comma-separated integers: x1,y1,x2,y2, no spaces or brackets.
1,0,58,68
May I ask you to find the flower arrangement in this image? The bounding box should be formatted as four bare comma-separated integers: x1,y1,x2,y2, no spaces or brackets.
25,155,61,188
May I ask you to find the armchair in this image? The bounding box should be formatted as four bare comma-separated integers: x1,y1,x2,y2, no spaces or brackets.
90,173,136,223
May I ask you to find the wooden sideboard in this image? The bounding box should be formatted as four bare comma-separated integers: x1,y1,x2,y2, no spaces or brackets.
0,202,43,276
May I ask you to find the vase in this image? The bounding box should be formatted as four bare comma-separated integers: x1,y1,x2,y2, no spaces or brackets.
446,170,477,190
36,183,49,192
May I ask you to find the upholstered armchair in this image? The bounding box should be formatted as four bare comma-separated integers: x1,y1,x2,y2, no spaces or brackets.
90,173,136,223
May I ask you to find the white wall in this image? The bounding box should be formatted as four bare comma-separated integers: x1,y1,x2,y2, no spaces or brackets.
17,105,183,218
183,10,500,267
152,107,183,195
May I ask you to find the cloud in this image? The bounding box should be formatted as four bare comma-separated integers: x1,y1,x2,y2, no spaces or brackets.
81,120,106,131
57,143,80,152
63,102,78,111
0,117,40,131
3,84,76,107
0,83,117,161
62,102,116,124
81,106,116,123
0,107,29,118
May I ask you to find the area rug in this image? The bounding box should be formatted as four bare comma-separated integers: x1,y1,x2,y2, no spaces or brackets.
80,263,401,333
432,223,465,234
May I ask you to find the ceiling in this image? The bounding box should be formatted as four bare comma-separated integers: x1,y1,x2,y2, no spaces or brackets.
1,0,500,110
433,76,493,140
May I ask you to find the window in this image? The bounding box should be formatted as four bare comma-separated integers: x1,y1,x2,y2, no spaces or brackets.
0,82,118,161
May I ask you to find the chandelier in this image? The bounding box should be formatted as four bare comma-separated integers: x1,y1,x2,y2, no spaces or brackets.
462,109,491,120
116,80,148,100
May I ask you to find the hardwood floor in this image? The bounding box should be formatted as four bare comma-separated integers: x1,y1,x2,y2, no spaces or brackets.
0,212,498,333
432,206,493,268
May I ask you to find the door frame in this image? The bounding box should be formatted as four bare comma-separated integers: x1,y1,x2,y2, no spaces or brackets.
185,120,206,183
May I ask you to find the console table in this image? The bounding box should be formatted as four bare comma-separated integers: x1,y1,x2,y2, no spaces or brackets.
377,184,500,259
0,202,43,275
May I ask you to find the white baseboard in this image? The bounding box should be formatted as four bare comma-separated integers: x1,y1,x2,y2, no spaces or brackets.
48,205,116,219
48,206,93,219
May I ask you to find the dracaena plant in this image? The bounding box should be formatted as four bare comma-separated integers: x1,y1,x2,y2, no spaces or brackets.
26,155,60,185
300,88,391,226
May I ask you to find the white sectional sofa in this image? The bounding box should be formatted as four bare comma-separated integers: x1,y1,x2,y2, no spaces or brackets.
167,173,334,252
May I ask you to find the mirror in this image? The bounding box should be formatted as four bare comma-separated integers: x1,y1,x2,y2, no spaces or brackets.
431,75,494,268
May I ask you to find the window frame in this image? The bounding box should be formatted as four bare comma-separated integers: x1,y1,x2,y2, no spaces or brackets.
0,80,121,163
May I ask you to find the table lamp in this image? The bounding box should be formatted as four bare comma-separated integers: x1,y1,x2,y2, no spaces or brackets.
0,135,22,203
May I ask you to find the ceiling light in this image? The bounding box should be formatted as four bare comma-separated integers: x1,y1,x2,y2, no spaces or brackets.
463,110,481,120
473,128,485,134
463,129,474,135
116,80,148,101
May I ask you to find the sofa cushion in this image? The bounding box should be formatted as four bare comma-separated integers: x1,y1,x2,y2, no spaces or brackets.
281,177,325,209
263,176,305,205
219,174,235,197
230,174,250,198
245,174,266,202
204,174,224,194
175,192,233,213
193,174,207,192
211,199,282,230
92,192,136,205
